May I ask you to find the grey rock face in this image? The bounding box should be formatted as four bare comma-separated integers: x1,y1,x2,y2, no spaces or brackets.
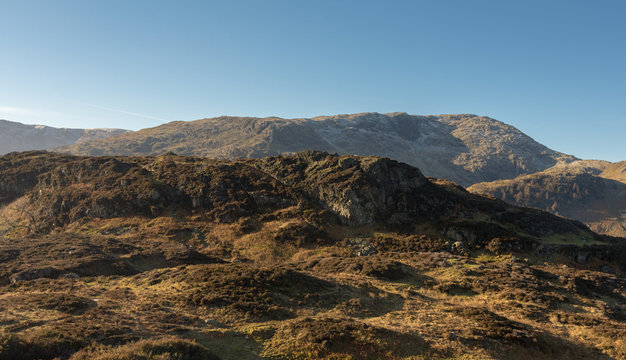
255,152,434,226
310,157,429,225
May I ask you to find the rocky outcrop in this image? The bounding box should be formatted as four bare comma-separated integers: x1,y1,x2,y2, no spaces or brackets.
0,151,77,205
26,154,301,231
254,151,432,225
9,266,60,283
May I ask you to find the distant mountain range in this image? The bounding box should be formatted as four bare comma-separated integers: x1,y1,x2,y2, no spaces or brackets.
54,112,576,186
0,119,128,155
2,112,623,236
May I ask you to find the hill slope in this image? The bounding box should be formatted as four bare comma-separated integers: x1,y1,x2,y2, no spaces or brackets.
601,161,626,183
0,119,128,155
55,112,576,186
0,151,624,359
469,161,626,237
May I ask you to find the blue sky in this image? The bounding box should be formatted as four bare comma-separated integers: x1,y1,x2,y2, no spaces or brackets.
0,0,624,161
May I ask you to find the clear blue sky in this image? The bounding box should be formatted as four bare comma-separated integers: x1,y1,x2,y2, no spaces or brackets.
1,0,624,161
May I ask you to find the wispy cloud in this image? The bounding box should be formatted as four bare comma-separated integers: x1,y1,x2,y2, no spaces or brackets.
595,120,626,125
0,106,62,122
86,104,169,122
0,106,42,116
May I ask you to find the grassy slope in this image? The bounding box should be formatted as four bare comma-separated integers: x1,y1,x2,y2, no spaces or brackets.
601,161,626,184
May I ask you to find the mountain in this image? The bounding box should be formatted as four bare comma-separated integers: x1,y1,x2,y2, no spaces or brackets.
0,151,624,359
50,111,625,237
55,112,576,186
0,119,128,155
468,160,626,237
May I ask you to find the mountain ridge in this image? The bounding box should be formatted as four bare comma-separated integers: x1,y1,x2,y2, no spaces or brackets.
55,112,577,186
0,119,129,155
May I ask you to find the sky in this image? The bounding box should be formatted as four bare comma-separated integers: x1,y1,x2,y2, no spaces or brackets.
0,0,624,161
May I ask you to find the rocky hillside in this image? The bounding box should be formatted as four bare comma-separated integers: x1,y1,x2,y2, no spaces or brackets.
52,111,626,239
55,112,576,186
469,161,626,237
0,119,128,155
0,151,624,359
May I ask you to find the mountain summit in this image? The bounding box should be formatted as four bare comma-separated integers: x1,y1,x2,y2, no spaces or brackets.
55,112,576,186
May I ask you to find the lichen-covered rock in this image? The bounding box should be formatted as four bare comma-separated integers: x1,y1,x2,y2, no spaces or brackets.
254,152,437,225
346,237,378,256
